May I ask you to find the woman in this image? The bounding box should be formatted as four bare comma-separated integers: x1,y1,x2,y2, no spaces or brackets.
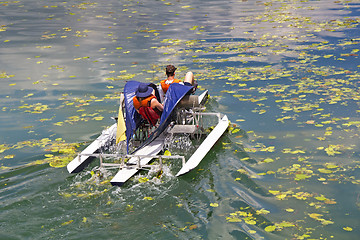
133,83,163,126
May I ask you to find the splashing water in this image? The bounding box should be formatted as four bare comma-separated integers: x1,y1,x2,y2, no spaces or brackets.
164,134,195,154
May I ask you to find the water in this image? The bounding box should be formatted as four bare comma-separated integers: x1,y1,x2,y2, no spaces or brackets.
1,0,359,239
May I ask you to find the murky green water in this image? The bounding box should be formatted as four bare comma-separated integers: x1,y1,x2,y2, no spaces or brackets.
1,0,359,239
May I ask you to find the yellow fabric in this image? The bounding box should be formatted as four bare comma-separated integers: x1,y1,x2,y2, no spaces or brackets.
116,105,126,144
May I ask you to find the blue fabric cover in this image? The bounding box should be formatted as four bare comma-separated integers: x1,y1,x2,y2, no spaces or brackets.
124,81,141,153
124,81,192,153
129,82,192,153
160,83,193,125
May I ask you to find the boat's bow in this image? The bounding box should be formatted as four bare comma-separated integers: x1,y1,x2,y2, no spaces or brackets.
175,114,229,176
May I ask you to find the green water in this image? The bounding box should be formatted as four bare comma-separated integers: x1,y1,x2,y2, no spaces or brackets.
1,0,359,239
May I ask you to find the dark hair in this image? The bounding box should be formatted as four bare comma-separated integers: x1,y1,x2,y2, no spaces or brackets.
166,65,177,77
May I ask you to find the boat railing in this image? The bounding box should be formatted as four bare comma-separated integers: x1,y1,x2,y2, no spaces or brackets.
75,152,185,171
176,107,221,124
192,112,222,121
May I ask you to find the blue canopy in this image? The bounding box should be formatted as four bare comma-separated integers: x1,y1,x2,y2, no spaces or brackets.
124,81,141,153
124,81,193,153
160,83,193,125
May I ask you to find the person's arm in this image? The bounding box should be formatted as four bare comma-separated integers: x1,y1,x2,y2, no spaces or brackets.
151,98,163,112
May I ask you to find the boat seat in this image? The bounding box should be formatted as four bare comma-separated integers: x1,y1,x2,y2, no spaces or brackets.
168,125,198,134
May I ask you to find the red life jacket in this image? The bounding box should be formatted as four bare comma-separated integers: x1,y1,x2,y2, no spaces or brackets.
133,95,161,126
160,79,181,93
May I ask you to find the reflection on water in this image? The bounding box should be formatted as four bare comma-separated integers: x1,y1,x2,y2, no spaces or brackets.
1,0,360,239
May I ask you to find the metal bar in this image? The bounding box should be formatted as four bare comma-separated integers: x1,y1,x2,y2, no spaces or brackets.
77,153,184,159
101,163,125,167
181,156,186,166
137,156,141,169
191,112,220,116
159,156,163,171
191,112,221,120
101,163,156,168
101,164,174,171
121,157,125,168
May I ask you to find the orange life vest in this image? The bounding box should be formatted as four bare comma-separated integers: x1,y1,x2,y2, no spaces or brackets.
160,79,181,93
133,95,156,110
133,95,161,126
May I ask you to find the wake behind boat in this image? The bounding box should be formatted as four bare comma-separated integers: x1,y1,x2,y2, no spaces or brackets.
67,81,229,186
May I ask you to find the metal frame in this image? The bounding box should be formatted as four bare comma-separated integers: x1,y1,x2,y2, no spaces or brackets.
75,152,185,172
74,111,221,173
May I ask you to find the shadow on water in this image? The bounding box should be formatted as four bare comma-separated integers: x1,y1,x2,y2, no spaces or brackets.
165,130,285,239
0,157,52,203
30,121,278,239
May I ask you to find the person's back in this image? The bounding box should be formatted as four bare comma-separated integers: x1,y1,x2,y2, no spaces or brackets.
160,65,197,96
133,83,163,126
160,65,180,94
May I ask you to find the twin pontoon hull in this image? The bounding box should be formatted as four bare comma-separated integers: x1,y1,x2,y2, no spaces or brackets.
66,88,229,186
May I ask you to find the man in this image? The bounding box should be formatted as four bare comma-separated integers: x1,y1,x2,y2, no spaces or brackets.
133,83,163,126
160,65,197,94
160,65,181,94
